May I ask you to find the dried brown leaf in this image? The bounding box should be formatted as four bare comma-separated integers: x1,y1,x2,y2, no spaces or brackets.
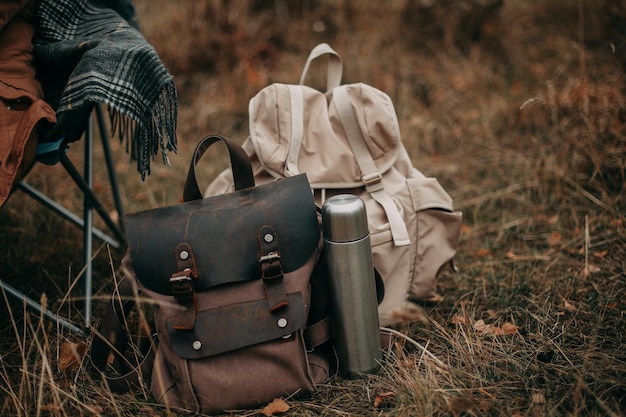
473,320,518,335
592,250,608,259
563,299,578,312
532,392,546,404
547,232,562,246
58,341,87,372
582,264,601,277
451,314,468,325
390,302,429,324
473,319,489,332
374,391,395,408
261,398,290,416
40,404,61,412
494,322,519,335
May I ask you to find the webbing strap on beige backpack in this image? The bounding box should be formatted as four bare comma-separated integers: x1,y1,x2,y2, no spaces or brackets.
332,85,410,246
287,44,410,246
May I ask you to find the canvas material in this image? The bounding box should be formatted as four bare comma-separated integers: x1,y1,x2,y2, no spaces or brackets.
136,248,329,414
205,44,462,327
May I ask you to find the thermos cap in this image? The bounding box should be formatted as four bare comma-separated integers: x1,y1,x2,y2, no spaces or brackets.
321,194,369,242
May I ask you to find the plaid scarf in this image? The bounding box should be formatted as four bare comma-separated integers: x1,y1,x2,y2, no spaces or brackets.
34,0,177,179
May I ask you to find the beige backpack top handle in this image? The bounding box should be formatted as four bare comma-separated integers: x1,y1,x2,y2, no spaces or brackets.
298,43,343,91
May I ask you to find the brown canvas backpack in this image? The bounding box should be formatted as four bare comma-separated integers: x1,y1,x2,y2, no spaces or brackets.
205,44,463,326
92,135,334,414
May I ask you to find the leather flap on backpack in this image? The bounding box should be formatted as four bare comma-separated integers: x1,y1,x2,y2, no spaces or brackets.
249,82,400,188
126,174,319,296
167,292,306,359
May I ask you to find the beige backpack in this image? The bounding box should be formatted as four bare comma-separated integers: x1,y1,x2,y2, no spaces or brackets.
206,44,462,326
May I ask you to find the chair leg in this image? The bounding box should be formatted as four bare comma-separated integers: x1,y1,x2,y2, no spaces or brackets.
96,104,125,231
0,281,87,336
83,115,94,330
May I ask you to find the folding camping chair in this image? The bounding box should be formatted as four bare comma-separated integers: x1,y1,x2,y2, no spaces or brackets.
0,104,126,336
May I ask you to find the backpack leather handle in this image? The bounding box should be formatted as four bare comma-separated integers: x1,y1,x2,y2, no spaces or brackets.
183,135,255,202
299,43,343,92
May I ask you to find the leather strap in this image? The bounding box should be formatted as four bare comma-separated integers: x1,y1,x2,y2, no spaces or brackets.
183,135,255,202
169,242,199,330
303,316,332,349
258,225,288,312
90,275,155,392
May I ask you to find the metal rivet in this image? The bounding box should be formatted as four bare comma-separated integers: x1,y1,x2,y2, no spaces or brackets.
264,233,274,243
282,333,292,339
277,317,288,328
192,340,202,350
180,250,189,260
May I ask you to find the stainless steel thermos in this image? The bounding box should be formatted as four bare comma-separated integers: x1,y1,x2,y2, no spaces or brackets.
321,194,382,377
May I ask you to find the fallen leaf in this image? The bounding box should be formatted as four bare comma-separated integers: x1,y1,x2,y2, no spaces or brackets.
505,250,519,260
58,341,87,372
495,322,519,335
476,248,491,257
532,392,546,404
547,232,562,246
473,320,518,335
451,314,468,325
390,302,429,324
486,310,499,319
563,299,577,312
582,264,601,277
40,404,61,412
473,319,489,332
592,250,608,259
261,398,290,416
374,391,395,408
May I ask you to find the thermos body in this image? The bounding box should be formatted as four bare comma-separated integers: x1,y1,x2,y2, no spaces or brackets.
321,194,382,377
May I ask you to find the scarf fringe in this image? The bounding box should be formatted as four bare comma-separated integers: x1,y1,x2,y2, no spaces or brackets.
107,83,178,180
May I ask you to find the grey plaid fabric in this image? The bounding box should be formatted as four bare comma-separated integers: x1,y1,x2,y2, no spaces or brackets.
34,0,177,179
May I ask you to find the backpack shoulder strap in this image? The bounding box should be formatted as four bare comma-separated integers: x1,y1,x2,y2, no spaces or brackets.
333,85,410,247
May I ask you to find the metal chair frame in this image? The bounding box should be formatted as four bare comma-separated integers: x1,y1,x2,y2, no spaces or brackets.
0,104,125,335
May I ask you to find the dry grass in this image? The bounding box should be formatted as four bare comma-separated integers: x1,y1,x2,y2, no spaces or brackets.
1,0,624,415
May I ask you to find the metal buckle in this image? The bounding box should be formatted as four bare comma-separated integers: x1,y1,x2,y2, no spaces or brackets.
170,273,192,284
259,252,281,264
362,172,382,186
169,270,195,300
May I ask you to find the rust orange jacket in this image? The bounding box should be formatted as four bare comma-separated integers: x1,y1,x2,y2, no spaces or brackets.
0,0,56,207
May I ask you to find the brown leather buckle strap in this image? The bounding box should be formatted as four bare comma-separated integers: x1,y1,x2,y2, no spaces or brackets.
258,225,288,312
170,243,199,330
